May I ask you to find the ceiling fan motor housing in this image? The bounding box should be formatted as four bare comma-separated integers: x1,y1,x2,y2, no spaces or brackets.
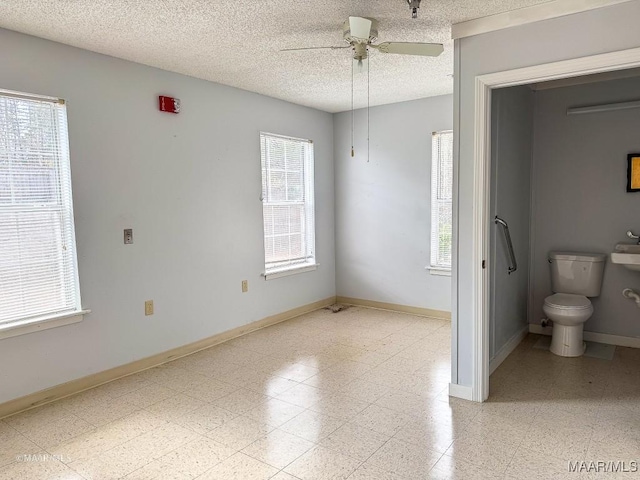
343,18,378,45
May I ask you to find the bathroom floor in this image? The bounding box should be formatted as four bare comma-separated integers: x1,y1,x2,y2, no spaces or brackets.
489,333,640,478
1,307,639,479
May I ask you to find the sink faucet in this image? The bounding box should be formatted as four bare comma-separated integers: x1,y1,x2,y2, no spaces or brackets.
627,230,640,244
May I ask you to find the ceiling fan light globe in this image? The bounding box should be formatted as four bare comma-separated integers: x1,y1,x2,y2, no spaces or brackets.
343,17,378,44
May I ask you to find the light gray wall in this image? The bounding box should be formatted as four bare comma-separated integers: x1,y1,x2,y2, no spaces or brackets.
454,1,640,387
0,28,335,404
489,86,533,360
334,96,453,312
530,76,640,337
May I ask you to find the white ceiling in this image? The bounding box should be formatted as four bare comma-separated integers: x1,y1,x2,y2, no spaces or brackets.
0,0,549,113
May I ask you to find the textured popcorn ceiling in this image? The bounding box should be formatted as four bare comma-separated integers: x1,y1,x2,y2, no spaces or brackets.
0,1,548,112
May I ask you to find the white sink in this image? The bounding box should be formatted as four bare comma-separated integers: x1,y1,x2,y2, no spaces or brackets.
611,243,640,271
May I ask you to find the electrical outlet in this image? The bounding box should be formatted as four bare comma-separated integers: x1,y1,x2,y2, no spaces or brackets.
241,280,248,293
124,229,133,244
145,300,154,316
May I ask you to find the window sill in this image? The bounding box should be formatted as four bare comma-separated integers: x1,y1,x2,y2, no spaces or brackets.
426,266,452,277
0,310,90,340
262,263,318,280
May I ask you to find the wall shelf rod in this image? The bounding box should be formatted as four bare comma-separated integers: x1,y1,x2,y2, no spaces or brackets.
567,99,640,115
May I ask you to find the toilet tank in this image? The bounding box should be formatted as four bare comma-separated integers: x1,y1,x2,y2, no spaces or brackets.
549,252,606,297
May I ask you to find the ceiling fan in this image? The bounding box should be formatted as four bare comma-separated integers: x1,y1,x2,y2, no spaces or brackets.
282,17,444,161
281,16,444,64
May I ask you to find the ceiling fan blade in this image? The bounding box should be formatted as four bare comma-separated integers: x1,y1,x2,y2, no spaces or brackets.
349,16,372,40
281,46,350,52
373,42,444,57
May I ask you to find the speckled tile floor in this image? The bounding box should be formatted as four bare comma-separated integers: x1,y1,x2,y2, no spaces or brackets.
1,307,639,479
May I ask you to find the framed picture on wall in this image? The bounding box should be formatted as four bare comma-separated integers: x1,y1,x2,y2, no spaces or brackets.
627,153,640,192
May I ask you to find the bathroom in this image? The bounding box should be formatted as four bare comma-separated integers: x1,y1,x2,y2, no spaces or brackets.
488,70,640,374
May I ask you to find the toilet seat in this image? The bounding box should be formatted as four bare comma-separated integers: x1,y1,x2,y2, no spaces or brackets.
544,293,591,310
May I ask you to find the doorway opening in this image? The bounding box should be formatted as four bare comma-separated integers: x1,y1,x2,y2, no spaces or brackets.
470,47,640,402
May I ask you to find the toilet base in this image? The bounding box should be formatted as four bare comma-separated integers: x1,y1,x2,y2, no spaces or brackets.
550,323,586,357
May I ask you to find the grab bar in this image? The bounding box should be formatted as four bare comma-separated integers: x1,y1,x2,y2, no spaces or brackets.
495,216,517,274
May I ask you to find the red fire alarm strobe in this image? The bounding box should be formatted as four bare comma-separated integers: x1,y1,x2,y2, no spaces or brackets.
159,95,180,114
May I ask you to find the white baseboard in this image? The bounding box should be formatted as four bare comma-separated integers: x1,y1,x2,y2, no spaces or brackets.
449,383,473,401
336,296,451,320
489,324,529,375
529,324,640,349
0,296,336,420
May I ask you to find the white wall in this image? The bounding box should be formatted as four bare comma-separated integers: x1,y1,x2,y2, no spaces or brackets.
530,76,640,338
334,96,453,312
489,86,533,360
0,28,335,404
454,1,640,387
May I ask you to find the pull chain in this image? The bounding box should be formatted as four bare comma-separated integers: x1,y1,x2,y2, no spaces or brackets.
351,54,355,158
367,51,370,163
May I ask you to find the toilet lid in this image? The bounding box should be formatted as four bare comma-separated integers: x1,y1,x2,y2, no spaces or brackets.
545,293,591,310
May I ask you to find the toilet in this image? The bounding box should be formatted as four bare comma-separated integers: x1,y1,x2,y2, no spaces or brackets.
543,252,606,357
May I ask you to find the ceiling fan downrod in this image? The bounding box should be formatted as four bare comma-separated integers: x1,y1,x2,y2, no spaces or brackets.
407,0,421,19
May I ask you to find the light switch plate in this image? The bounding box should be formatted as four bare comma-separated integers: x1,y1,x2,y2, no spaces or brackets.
124,229,133,244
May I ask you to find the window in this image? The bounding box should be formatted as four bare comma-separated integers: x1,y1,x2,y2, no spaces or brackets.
260,132,315,278
0,89,84,336
430,130,453,273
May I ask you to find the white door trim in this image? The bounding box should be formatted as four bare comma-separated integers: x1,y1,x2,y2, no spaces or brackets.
449,382,473,401
471,46,640,403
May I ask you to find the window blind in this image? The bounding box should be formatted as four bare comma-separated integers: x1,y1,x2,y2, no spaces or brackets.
0,91,81,326
430,130,453,270
260,133,315,273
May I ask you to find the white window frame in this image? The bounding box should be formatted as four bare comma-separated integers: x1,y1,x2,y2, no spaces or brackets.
260,132,316,280
429,130,453,276
0,89,88,340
